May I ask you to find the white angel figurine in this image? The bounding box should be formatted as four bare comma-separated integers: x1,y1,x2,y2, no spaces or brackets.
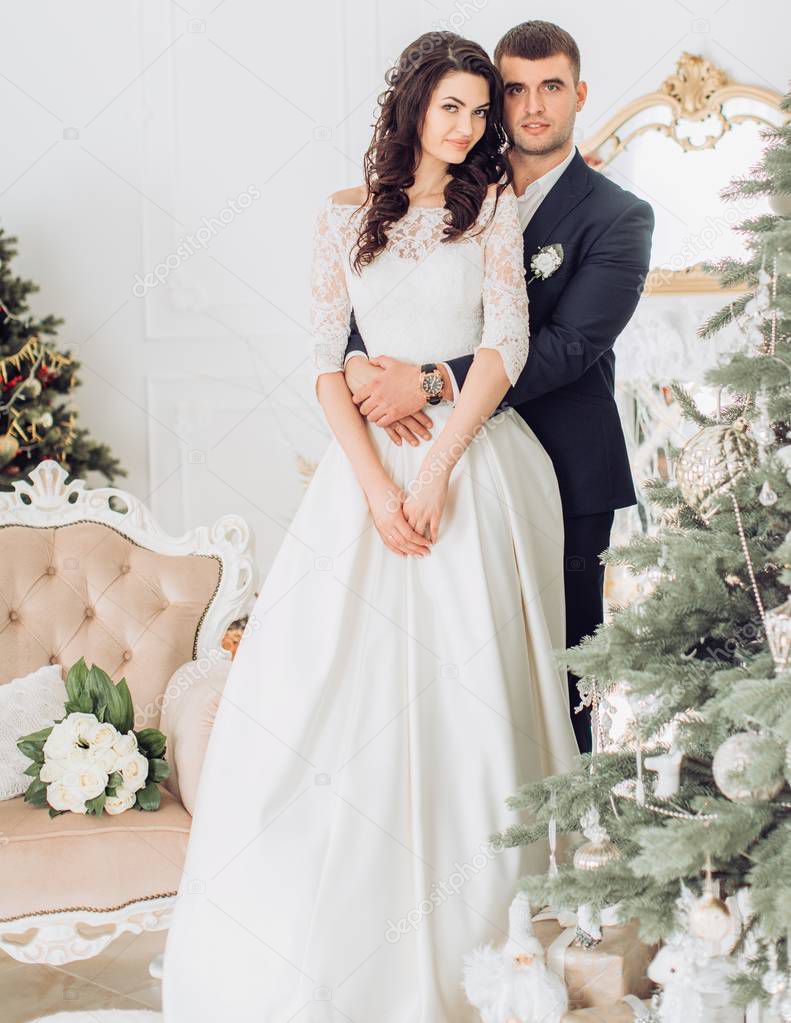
463,891,569,1023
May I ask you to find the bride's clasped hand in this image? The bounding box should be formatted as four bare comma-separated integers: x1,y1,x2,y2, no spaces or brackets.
362,448,453,555
402,454,451,545
362,471,433,558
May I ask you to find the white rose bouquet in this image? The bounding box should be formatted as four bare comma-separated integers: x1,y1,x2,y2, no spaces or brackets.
16,657,170,817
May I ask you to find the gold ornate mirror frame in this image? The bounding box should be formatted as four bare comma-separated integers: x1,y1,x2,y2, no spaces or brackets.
581,52,787,294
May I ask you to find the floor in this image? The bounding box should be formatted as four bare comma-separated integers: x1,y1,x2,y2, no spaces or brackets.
0,927,165,1022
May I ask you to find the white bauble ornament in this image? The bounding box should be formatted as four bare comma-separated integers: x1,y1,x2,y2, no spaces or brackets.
753,417,776,449
769,193,791,217
759,480,779,506
712,733,785,802
775,445,791,471
687,889,732,944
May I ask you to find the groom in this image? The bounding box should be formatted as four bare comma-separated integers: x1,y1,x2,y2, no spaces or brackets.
342,21,654,754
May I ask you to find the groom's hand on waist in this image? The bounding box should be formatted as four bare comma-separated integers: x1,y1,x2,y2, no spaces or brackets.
345,354,435,445
352,355,423,423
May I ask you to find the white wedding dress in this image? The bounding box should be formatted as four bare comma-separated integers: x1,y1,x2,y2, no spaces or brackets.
161,186,580,1022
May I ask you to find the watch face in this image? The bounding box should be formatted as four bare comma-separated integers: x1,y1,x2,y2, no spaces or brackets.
422,373,442,396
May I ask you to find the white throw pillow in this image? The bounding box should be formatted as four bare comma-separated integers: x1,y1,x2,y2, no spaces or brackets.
0,663,67,801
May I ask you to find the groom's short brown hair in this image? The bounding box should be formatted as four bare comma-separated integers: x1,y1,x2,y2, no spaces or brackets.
494,21,581,83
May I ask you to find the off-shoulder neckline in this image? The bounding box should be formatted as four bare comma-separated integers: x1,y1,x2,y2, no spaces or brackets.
327,191,502,216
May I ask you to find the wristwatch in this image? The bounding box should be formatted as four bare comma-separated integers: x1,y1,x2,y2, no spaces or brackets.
419,363,444,405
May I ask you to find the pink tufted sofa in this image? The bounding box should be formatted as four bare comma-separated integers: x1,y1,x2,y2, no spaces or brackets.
0,460,256,965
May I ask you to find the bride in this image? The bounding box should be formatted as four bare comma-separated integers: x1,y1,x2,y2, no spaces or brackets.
162,30,579,1022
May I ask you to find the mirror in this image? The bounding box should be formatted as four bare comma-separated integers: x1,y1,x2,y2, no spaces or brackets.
582,53,787,294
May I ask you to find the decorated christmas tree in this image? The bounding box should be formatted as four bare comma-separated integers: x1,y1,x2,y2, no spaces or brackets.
493,90,791,1021
0,225,124,488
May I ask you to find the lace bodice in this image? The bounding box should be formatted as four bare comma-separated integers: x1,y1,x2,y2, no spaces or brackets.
308,187,530,391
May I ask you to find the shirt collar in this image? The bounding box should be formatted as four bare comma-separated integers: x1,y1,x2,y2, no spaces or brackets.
516,145,577,202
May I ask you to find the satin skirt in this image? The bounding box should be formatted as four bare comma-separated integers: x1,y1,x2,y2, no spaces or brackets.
161,404,580,1022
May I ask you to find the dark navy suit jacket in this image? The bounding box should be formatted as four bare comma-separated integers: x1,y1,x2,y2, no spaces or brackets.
344,149,655,517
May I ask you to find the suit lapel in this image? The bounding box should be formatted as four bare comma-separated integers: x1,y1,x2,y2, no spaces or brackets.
522,149,594,256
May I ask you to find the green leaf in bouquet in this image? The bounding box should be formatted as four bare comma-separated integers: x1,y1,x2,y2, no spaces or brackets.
64,689,93,715
136,781,161,811
103,678,124,732
147,757,170,783
23,762,41,777
17,726,53,745
86,665,114,721
85,793,106,816
106,677,135,735
64,657,90,704
135,728,167,759
15,726,49,764
48,807,68,818
24,778,47,805
16,739,45,763
107,770,123,791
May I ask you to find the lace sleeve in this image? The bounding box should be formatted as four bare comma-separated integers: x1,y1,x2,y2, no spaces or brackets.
309,199,352,389
478,189,529,386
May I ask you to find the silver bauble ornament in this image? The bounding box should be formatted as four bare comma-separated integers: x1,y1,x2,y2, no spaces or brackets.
573,805,621,871
675,418,758,522
712,732,785,802
573,839,621,871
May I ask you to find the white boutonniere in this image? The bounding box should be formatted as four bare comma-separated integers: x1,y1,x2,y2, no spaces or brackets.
528,243,564,284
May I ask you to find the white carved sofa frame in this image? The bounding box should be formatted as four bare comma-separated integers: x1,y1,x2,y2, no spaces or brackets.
0,459,256,966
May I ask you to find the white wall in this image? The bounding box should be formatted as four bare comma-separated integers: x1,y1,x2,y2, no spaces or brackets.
1,0,788,576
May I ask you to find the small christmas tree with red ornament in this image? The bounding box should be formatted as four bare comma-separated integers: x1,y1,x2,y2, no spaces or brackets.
0,225,125,488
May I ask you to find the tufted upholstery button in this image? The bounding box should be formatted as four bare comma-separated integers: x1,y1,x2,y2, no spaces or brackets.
120,564,131,574
8,610,18,621
160,600,168,611
85,607,95,619
46,565,56,576
49,654,58,665
122,650,132,662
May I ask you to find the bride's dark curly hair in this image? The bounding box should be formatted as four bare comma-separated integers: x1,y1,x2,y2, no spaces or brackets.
349,31,512,274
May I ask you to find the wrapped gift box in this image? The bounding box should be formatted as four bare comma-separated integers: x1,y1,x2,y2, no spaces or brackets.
532,912,658,1009
561,995,654,1020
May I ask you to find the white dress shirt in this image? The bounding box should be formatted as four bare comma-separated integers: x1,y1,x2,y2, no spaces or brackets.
513,143,577,232
344,145,578,405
